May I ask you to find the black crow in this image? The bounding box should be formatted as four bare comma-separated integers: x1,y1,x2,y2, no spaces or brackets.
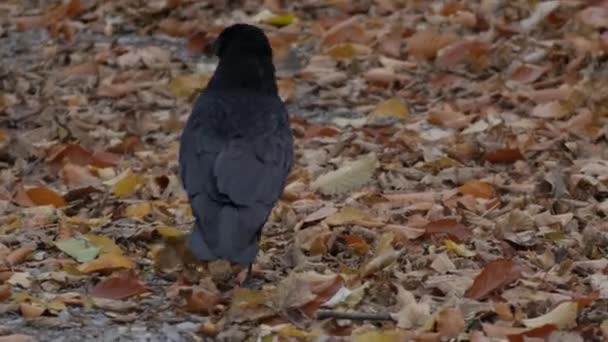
178,24,293,286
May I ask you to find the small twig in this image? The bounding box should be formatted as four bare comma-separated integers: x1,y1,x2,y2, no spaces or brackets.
316,310,395,322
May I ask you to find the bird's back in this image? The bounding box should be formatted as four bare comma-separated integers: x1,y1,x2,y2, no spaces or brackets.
179,87,293,264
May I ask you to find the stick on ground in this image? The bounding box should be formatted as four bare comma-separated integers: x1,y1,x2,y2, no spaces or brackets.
316,310,395,322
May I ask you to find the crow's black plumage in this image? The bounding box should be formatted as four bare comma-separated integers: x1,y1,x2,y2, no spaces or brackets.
178,24,293,271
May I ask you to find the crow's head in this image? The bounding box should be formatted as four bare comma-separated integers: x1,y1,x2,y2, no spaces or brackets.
212,24,272,60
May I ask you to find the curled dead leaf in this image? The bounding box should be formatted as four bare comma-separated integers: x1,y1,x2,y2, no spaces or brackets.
312,154,379,195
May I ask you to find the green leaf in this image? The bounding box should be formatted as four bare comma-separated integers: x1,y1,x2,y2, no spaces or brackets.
55,238,100,263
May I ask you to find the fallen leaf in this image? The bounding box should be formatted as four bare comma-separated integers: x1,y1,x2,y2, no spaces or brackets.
483,148,524,163
507,324,559,342
0,334,35,342
459,180,495,199
391,285,431,329
445,239,476,257
77,253,135,273
84,234,123,255
14,0,82,31
24,187,66,208
522,301,578,329
107,169,142,198
312,154,379,195
0,284,11,302
168,73,209,98
125,202,152,219
465,259,522,300
424,219,472,241
510,64,547,84
436,307,465,338
407,30,458,59
262,13,296,27
370,97,409,120
20,302,45,319
361,233,400,277
90,270,147,300
325,207,383,227
55,238,100,263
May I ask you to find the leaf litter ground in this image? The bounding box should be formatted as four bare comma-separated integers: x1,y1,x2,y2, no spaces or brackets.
1,0,608,341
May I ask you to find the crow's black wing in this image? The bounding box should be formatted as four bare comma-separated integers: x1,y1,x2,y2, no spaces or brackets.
213,131,292,206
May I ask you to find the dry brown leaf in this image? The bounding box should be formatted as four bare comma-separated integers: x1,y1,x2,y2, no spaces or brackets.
407,30,458,59
436,307,465,338
483,148,524,164
465,259,521,300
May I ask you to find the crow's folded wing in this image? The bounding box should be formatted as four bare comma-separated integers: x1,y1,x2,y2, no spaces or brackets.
213,133,292,206
179,120,225,200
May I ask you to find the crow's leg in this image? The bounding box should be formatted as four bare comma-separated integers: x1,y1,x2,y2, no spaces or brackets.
242,263,254,288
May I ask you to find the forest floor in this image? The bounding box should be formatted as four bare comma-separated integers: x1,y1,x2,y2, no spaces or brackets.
0,0,608,341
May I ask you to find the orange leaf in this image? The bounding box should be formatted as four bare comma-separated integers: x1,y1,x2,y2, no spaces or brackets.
342,234,370,255
304,124,340,139
25,187,66,208
459,180,495,199
90,270,147,300
465,259,521,300
483,148,524,163
507,324,559,342
186,286,221,314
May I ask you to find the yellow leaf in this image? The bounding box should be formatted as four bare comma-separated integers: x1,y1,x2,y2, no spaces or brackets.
278,325,320,339
262,13,296,27
325,207,369,226
125,202,152,219
156,226,185,239
522,301,578,329
445,239,476,257
46,300,67,312
370,98,409,120
459,180,495,199
352,329,411,342
109,169,142,198
77,253,134,273
328,43,357,60
168,74,209,98
84,234,123,255
232,288,268,307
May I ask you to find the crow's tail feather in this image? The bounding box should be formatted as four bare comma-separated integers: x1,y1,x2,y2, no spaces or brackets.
187,195,269,265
